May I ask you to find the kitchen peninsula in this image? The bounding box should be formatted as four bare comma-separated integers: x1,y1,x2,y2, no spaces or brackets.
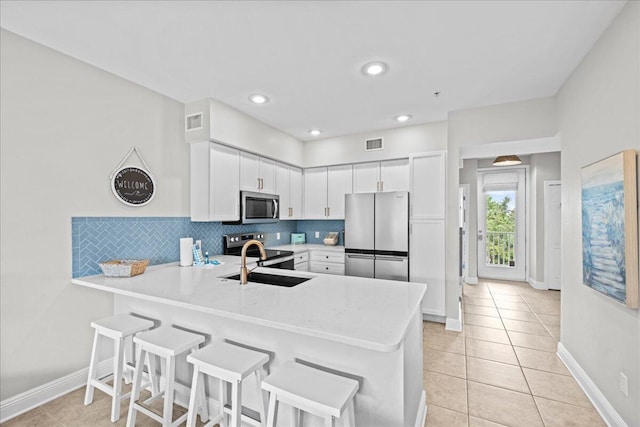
72,257,427,427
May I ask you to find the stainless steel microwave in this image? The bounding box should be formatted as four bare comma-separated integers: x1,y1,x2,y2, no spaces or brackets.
238,191,279,224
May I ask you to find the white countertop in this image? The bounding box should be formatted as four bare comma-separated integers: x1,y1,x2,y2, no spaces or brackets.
72,256,425,352
268,243,344,253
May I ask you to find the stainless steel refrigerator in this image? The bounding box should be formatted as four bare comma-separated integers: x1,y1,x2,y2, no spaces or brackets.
344,191,409,281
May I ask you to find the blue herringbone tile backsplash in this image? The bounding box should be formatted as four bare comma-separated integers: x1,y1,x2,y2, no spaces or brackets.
72,217,345,277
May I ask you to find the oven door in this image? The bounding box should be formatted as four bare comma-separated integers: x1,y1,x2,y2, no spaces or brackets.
258,255,295,270
242,191,279,224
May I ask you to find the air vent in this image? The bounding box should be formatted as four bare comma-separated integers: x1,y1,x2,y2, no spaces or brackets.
185,113,203,131
365,138,384,151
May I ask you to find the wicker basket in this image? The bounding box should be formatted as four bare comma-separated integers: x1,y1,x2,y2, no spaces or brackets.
99,259,149,277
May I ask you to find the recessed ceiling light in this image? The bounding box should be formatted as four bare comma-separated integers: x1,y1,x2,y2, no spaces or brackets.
362,61,387,76
249,94,269,104
395,114,412,122
308,129,322,136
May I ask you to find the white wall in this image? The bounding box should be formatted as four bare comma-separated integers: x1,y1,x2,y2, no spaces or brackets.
0,29,188,400
447,97,557,319
303,121,447,167
557,1,640,425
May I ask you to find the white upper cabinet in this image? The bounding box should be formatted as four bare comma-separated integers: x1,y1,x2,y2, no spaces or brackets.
276,163,303,220
304,167,328,219
303,165,353,219
380,159,410,192
327,165,353,219
410,151,446,219
191,142,240,222
353,162,380,193
353,159,409,193
240,152,275,193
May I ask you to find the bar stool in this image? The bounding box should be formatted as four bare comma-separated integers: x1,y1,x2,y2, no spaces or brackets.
261,362,358,427
126,326,207,427
84,313,155,422
186,341,270,427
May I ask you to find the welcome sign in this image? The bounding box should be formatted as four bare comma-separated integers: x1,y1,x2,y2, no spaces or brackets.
111,166,155,206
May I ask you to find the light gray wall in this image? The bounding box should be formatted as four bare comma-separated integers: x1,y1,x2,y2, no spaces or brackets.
557,1,640,425
0,30,188,400
447,98,557,320
529,152,561,283
303,121,447,167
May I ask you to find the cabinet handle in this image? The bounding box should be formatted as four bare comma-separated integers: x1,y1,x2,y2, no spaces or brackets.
261,178,264,189
376,181,380,192
381,181,384,192
257,177,261,190
327,207,330,217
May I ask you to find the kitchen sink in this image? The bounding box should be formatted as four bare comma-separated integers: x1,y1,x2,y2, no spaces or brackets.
223,272,311,287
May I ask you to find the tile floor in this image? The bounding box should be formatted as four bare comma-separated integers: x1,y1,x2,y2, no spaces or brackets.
2,279,605,427
423,279,605,427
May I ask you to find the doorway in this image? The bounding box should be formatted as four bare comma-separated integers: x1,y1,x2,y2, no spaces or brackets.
477,168,527,281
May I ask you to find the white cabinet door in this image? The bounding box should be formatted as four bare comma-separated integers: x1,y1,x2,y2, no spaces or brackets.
410,152,446,219
191,142,240,222
275,162,291,218
410,220,446,316
353,162,380,193
289,167,303,219
259,157,276,194
240,152,260,192
380,159,409,192
240,152,275,193
304,167,328,219
327,165,352,219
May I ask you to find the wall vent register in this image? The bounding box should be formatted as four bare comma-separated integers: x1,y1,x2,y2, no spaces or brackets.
365,138,384,151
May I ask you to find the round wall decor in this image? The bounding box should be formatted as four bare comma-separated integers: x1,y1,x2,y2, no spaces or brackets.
111,166,155,206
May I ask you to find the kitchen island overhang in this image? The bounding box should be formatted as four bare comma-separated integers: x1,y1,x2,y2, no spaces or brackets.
73,257,427,427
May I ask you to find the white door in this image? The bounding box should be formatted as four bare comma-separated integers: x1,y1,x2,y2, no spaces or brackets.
240,152,261,192
477,168,527,281
380,159,410,192
275,163,291,218
459,185,470,282
353,162,380,193
303,167,328,219
327,165,353,219
545,181,562,290
289,167,303,219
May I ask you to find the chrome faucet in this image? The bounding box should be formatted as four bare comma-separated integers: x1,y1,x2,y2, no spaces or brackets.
240,239,267,284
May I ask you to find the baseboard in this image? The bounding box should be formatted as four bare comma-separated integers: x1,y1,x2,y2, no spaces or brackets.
414,390,427,427
445,300,463,332
557,343,628,427
465,276,478,285
527,277,548,290
0,358,113,423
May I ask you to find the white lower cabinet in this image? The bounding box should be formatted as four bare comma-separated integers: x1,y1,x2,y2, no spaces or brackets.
309,251,345,275
293,251,309,272
410,220,446,316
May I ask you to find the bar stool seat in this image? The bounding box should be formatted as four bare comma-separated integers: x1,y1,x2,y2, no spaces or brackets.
261,362,358,427
186,341,270,427
126,326,207,427
84,313,155,422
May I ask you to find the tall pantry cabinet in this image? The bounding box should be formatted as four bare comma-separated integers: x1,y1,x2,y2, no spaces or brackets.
410,151,447,318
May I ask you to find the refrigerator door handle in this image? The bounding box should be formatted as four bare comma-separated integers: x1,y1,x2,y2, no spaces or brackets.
346,254,375,260
375,255,407,261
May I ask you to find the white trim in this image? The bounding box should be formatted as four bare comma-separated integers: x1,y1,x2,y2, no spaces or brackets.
465,276,479,285
557,343,628,427
527,277,548,290
414,390,427,427
445,316,463,332
0,359,113,423
422,313,446,323
459,134,561,160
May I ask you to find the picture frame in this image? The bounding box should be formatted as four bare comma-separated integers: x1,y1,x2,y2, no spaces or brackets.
581,150,638,309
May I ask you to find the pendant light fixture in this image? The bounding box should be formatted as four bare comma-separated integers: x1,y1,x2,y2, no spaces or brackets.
493,155,522,166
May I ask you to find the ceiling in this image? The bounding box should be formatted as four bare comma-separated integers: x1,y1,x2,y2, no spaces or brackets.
0,1,626,141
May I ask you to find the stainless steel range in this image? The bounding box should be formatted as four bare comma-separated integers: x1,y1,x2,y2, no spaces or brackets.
223,232,295,270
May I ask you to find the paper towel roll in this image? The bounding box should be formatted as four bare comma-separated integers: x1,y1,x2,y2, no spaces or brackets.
180,237,194,267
